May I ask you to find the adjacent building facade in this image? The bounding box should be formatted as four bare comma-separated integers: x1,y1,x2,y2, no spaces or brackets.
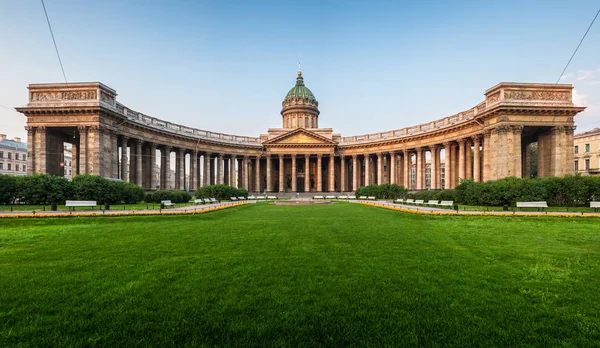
574,128,600,175
16,73,585,192
0,134,27,176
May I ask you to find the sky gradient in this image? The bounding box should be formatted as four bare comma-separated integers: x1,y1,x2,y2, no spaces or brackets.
1,0,599,140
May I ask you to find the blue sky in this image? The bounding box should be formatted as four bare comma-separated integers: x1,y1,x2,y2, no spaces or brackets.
1,0,599,140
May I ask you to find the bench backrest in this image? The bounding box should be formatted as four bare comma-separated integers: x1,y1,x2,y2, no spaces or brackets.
65,200,97,207
238,196,246,200
415,199,424,204
359,196,367,199
313,196,324,199
427,200,439,204
248,195,256,199
590,201,600,208
347,196,356,199
405,199,414,203
325,196,336,199
267,196,277,199
161,200,172,204
230,197,238,200
439,201,453,206
394,199,404,203
516,201,548,208
367,196,376,200
194,199,203,203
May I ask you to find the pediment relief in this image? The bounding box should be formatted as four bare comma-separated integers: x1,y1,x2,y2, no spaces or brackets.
264,129,337,145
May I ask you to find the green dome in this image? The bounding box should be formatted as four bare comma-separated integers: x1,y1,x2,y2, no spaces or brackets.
284,72,317,101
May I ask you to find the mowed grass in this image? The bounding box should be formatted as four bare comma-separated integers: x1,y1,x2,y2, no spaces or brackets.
1,203,599,347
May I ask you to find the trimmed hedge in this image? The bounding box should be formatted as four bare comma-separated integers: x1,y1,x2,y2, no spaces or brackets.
355,184,408,200
454,175,600,207
195,185,248,201
0,174,146,205
150,190,191,204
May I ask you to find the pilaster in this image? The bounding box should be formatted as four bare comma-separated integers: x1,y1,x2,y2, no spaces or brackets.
279,155,284,192
472,135,481,182
136,140,143,187
291,155,297,192
352,155,358,191
266,155,272,192
317,154,322,192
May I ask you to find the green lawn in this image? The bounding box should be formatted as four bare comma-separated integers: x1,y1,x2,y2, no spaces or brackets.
0,202,199,212
1,203,599,346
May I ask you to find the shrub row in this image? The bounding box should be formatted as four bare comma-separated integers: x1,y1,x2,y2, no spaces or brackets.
354,184,408,199
454,176,600,207
195,185,248,201
148,190,191,204
406,189,456,202
0,174,145,205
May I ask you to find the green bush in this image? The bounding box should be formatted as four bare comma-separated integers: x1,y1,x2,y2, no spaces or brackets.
355,184,407,199
121,182,146,204
195,185,247,201
150,190,190,204
452,175,600,207
0,174,19,204
17,174,72,205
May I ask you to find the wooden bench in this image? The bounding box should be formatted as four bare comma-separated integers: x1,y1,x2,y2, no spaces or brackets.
210,198,218,203
65,200,97,211
237,196,246,200
161,200,175,208
359,196,367,200
337,195,348,199
267,196,277,200
256,196,266,200
194,199,204,204
248,195,256,200
347,196,356,200
414,199,424,205
230,197,238,201
367,196,376,200
516,201,548,211
394,199,404,203
325,195,336,199
405,199,414,204
439,200,454,207
591,201,600,212
313,195,324,200
425,200,439,206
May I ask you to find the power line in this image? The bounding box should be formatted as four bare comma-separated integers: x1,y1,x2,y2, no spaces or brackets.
40,0,68,83
556,8,600,84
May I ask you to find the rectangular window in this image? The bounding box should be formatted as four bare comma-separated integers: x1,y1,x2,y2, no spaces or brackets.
575,145,579,153
7,152,11,160
23,154,26,161
0,163,3,170
15,165,19,172
575,160,579,171
23,165,26,172
585,159,590,170
15,153,19,160
7,163,11,170
585,144,590,152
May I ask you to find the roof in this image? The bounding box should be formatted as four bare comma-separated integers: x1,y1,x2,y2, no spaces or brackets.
284,72,317,101
0,139,27,151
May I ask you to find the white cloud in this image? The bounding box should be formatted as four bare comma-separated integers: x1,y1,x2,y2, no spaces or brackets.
576,69,595,81
573,89,588,106
560,73,573,80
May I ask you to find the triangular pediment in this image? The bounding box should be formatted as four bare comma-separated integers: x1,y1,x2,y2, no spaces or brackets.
264,128,337,146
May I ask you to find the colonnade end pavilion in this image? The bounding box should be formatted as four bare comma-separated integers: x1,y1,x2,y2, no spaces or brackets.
17,71,585,193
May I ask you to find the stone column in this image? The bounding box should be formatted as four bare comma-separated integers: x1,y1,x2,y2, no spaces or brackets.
110,132,118,179
87,126,101,176
473,136,481,182
482,130,491,182
190,151,198,191
304,155,310,192
217,154,224,185
255,156,261,192
430,146,439,189
266,155,272,192
129,140,136,184
511,125,524,178
420,149,427,189
150,143,157,190
279,155,285,192
204,153,211,187
364,154,370,186
403,151,410,189
458,139,466,183
389,152,396,185
443,142,451,189
340,156,346,192
317,155,322,192
465,139,473,180
230,155,237,187
397,153,404,187
564,126,576,176
120,136,128,181
328,155,335,192
376,153,383,185
178,149,185,190
136,140,143,186
352,155,358,191
26,127,35,175
415,148,423,190
243,156,250,190
291,155,297,192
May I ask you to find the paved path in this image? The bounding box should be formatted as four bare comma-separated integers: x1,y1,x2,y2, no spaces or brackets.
352,200,600,217
0,202,244,217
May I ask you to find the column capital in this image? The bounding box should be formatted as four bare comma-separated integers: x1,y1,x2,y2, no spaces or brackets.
377,152,383,158
564,125,576,135
511,125,524,134
204,151,212,157
278,154,284,158
483,129,492,138
317,154,322,158
442,141,453,147
177,147,185,154
305,154,310,159
218,153,224,159
415,147,423,153
243,155,250,160
429,144,440,151
77,125,87,133
494,125,511,134
471,134,482,143
290,154,296,158
457,138,467,144
255,154,261,159
352,154,358,159
231,154,237,159
163,145,172,151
